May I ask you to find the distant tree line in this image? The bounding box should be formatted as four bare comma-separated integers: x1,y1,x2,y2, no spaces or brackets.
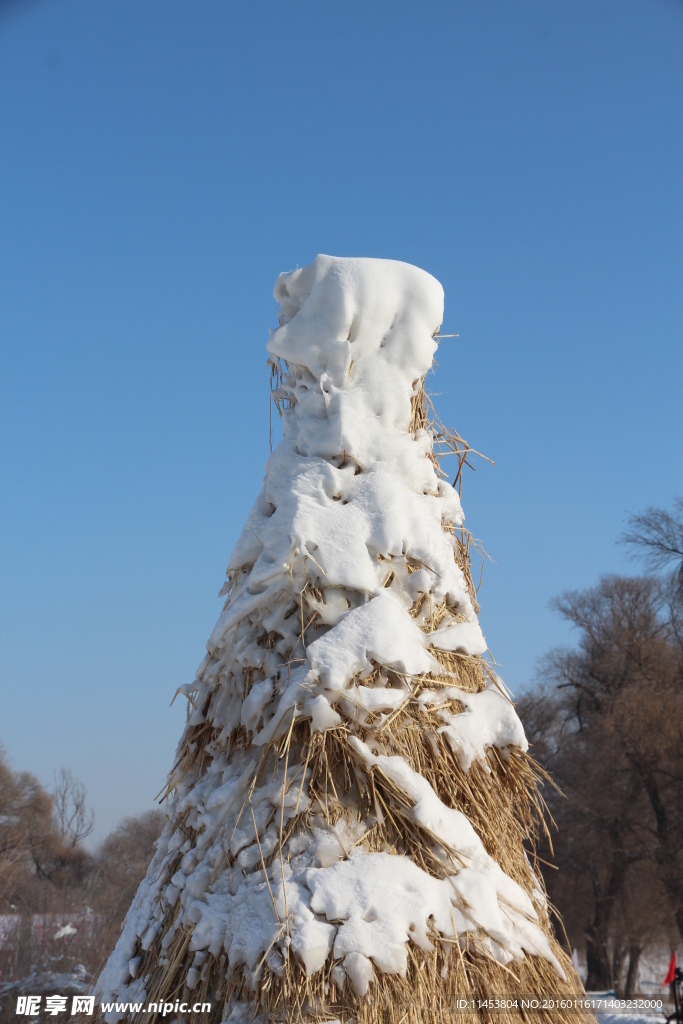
519,498,683,994
0,755,163,986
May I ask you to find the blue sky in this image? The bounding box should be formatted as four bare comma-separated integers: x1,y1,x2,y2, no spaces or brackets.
1,0,681,841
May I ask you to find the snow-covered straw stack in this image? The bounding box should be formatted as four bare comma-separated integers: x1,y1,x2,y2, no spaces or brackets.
96,257,584,1024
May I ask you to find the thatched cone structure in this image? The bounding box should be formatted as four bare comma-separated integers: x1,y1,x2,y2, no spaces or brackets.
95,257,586,1024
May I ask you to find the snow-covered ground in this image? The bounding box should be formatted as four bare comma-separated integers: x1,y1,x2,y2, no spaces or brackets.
588,986,671,1024
597,1014,667,1024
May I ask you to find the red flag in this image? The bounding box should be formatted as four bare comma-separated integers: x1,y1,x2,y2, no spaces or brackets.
663,953,676,987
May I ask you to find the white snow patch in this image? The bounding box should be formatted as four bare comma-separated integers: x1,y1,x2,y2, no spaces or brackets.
419,684,529,770
428,619,487,656
307,591,439,694
442,687,528,770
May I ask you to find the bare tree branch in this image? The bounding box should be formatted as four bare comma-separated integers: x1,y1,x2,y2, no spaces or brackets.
619,497,683,590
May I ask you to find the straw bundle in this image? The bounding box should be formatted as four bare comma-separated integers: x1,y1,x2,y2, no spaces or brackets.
95,257,587,1024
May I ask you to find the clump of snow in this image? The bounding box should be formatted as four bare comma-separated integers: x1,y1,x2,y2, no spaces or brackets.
418,683,529,770
427,619,487,656
307,590,440,693
308,848,563,992
95,256,552,1017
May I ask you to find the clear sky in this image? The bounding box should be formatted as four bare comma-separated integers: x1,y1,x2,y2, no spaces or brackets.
1,0,681,842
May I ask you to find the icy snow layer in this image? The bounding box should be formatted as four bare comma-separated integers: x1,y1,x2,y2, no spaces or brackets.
95,256,556,1019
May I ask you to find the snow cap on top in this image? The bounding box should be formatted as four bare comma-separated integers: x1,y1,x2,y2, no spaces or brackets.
269,255,444,388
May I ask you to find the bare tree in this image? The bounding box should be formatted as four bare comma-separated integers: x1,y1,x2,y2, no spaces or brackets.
520,681,651,991
0,751,94,979
620,496,683,593
52,768,95,848
0,749,165,985
618,500,683,941
520,572,683,991
0,748,53,912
